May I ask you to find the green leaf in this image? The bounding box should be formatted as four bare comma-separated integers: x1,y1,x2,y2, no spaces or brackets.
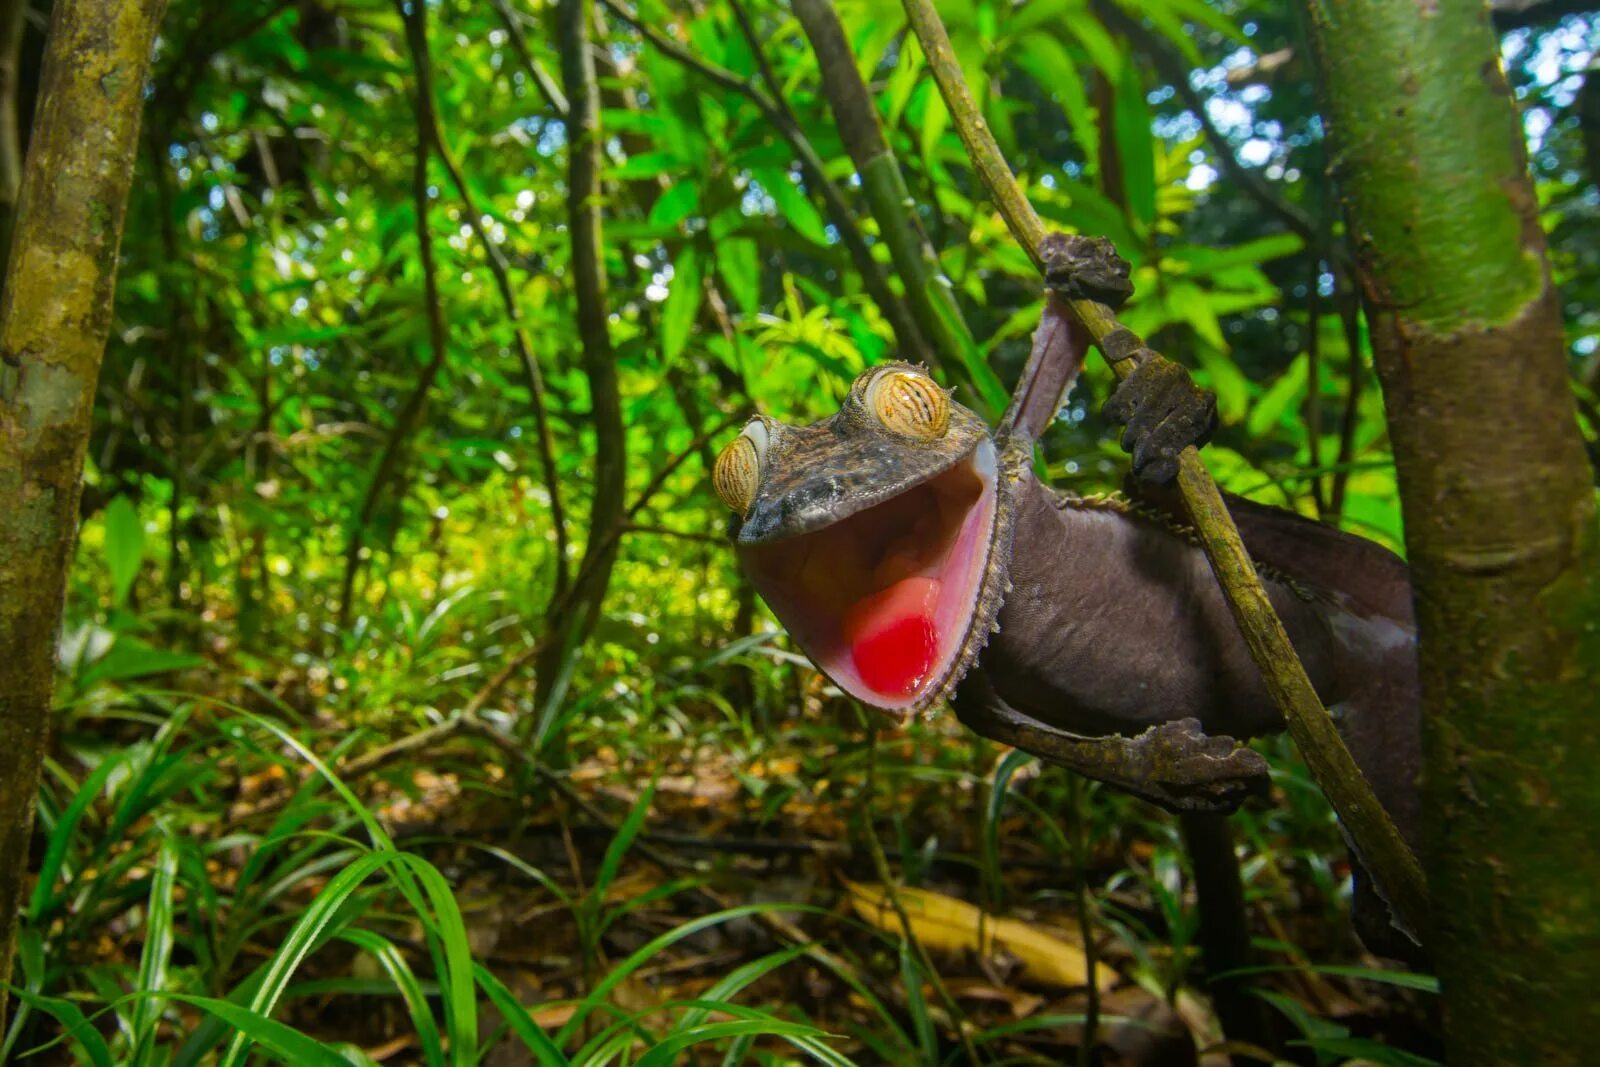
1247,354,1309,438
473,964,568,1065
173,994,354,1067
1165,233,1305,277
717,236,760,315
1062,16,1123,80
1292,1038,1441,1067
648,182,700,229
29,753,127,919
677,946,809,1031
1165,284,1227,352
900,940,938,1063
77,637,204,689
559,905,815,1048
1006,0,1085,40
130,835,180,1065
595,782,655,905
342,927,444,1062
765,172,829,246
982,748,1036,907
610,152,683,180
1014,33,1096,172
1193,343,1252,424
662,247,703,364
222,851,393,1067
2,987,115,1067
103,495,144,606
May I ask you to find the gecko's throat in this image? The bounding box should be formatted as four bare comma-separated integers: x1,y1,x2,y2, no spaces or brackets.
741,441,999,715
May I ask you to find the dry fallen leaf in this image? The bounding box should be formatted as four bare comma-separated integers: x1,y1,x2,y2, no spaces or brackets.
843,879,1116,992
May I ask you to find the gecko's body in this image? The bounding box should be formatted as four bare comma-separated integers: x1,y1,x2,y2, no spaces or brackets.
713,245,1423,956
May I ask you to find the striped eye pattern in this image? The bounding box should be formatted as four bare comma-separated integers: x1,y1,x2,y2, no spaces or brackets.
868,369,949,439
714,420,769,514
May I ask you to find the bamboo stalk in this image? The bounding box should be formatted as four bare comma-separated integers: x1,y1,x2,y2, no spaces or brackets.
790,0,1007,414
896,0,1428,938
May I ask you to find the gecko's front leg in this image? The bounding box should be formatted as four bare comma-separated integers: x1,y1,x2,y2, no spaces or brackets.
1040,233,1219,485
953,672,1269,814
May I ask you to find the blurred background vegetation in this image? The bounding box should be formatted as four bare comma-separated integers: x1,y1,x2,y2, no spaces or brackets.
4,0,1597,1061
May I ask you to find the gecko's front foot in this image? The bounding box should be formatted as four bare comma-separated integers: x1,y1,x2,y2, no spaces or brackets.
1103,356,1218,484
1036,232,1217,484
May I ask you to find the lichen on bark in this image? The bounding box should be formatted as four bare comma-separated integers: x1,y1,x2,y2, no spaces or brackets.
0,0,167,1033
1304,0,1600,1060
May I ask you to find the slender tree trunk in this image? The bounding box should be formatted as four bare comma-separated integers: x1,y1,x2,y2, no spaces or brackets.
790,0,975,397
534,0,626,741
1304,2,1600,1059
0,0,166,1032
337,0,451,626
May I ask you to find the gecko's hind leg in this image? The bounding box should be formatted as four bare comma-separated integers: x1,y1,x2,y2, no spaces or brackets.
954,675,1268,814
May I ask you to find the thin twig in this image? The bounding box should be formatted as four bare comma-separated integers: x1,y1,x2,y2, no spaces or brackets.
339,0,453,625
1329,279,1367,520
420,71,571,597
1305,260,1328,518
896,0,1428,940
489,0,570,119
623,523,729,546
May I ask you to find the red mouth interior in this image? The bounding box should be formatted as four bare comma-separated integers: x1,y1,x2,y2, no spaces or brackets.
744,447,997,712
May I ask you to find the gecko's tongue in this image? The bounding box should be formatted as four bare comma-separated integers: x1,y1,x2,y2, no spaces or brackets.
844,577,942,697
843,527,945,697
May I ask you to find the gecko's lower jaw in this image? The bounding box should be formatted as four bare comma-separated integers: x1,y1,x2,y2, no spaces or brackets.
740,441,999,716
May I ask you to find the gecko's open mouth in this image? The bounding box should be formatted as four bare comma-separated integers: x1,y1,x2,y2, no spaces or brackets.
740,441,999,715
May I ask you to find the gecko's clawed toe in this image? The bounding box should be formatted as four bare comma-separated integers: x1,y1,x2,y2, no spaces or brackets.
1104,357,1218,484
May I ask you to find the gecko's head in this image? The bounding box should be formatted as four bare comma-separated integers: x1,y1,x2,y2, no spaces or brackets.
715,364,1011,719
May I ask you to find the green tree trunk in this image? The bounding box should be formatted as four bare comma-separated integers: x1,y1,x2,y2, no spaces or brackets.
1303,1,1600,1057
0,0,167,1033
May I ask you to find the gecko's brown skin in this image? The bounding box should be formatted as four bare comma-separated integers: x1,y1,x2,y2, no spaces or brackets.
716,249,1423,958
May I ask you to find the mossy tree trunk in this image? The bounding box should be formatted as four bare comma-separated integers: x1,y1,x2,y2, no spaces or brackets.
0,0,167,1033
1303,1,1600,1058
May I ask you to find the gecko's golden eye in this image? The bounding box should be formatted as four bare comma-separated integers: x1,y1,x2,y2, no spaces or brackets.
714,420,768,514
868,369,949,439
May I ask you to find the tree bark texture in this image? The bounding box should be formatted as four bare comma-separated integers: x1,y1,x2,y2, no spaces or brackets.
1304,1,1600,1058
0,0,167,1033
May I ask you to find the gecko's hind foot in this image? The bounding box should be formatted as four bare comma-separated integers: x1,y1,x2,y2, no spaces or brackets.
1103,356,1218,484
953,675,1269,814
1127,718,1270,813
